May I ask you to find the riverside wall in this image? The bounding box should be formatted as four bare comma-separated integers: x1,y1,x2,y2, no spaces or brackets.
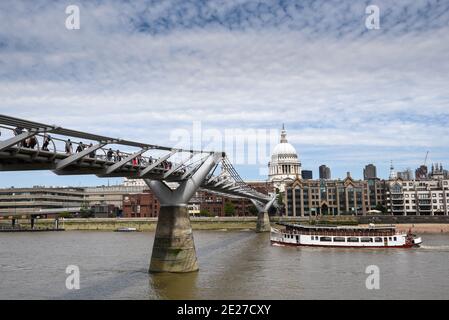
3,215,449,233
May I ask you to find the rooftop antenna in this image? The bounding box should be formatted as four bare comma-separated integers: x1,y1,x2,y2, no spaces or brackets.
424,151,429,166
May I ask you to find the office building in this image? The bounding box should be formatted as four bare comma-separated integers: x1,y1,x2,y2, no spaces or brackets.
301,170,313,180
363,164,377,180
319,165,331,180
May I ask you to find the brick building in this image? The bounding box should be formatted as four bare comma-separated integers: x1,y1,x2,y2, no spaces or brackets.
122,190,160,217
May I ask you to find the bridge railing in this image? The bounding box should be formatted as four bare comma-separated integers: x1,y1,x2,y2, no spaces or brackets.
0,124,202,177
1,115,272,203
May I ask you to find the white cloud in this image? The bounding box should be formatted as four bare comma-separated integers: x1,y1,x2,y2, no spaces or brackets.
0,0,449,183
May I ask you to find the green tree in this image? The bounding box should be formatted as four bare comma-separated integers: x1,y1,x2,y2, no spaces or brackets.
276,192,284,206
59,212,72,218
224,202,236,216
248,205,258,216
79,201,93,218
199,209,211,217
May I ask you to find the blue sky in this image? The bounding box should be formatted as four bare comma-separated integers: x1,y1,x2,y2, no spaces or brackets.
1,0,449,187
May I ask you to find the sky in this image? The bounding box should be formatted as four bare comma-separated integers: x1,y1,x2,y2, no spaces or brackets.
1,0,449,187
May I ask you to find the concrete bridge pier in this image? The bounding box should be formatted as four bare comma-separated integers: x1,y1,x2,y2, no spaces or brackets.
256,211,271,233
251,197,277,233
145,152,222,273
148,201,197,273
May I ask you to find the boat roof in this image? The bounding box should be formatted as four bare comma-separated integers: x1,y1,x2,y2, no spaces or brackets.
279,222,396,231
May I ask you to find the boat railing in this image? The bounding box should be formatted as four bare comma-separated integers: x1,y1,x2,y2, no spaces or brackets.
282,230,395,237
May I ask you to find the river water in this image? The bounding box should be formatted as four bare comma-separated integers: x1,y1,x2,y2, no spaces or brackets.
0,230,448,299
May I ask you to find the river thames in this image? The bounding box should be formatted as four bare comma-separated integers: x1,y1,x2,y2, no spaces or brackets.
1,230,448,299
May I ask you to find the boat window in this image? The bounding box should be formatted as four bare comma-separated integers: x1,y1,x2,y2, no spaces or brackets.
389,237,392,241
296,235,299,241
375,237,383,242
384,237,388,241
347,237,359,242
333,237,345,242
361,237,373,242
394,237,397,241
320,237,332,242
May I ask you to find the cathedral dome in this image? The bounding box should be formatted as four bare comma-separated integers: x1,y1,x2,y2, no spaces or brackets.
268,125,302,192
271,126,298,160
271,142,298,159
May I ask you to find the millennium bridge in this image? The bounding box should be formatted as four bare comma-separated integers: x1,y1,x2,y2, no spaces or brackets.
0,114,275,273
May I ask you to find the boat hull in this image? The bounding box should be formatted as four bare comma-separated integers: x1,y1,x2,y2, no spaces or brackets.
270,240,415,249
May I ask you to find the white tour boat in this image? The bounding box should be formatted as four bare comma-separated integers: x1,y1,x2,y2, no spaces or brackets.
271,223,422,248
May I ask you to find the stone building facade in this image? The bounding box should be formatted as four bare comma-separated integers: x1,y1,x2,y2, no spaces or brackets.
386,178,449,216
284,174,387,216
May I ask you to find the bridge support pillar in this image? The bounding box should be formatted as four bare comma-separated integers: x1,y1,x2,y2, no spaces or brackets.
145,152,222,273
251,197,277,233
149,205,198,272
256,211,271,233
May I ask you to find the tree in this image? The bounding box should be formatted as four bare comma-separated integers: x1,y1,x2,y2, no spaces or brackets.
224,202,236,216
59,212,72,219
199,209,211,217
79,201,93,218
248,205,258,216
276,192,284,206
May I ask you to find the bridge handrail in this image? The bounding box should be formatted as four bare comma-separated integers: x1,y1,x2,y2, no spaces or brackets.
0,114,212,154
1,115,271,203
0,124,195,175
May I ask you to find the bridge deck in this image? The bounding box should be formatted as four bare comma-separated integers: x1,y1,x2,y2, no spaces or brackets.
0,114,271,202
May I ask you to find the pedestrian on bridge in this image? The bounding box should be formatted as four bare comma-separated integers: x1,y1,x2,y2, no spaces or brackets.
107,148,114,161
115,150,122,162
88,143,96,158
13,127,28,148
13,127,23,136
42,134,51,151
27,136,37,149
65,139,73,154
76,142,85,153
